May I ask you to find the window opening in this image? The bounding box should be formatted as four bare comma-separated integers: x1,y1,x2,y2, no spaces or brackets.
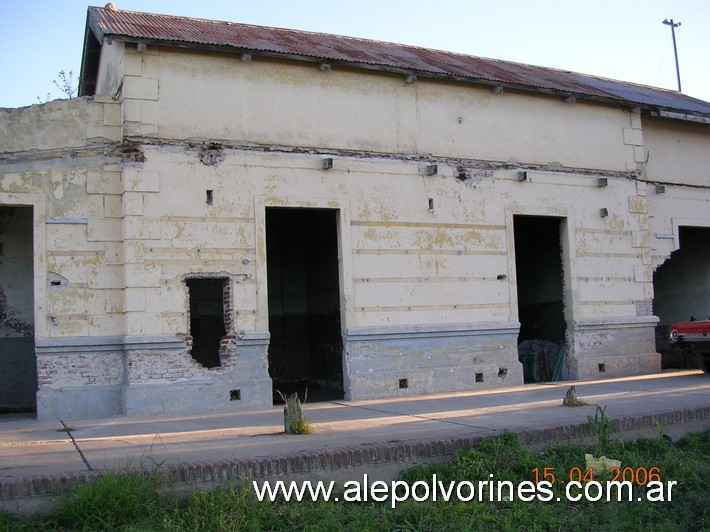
186,278,227,368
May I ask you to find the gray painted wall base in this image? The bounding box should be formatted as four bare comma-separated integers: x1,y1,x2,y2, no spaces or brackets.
35,333,273,420
37,385,123,421
37,380,275,420
344,322,524,399
569,316,661,379
0,338,36,410
575,353,662,380
123,379,273,416
33,318,665,419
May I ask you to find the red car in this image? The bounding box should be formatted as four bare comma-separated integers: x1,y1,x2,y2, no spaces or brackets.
668,319,710,373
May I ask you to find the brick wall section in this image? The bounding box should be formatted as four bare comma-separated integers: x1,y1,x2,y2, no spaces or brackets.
37,354,124,386
2,405,708,508
126,349,216,382
219,335,238,366
219,279,238,365
222,279,234,332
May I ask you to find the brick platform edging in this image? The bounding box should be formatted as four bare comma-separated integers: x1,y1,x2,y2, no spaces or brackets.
2,405,708,503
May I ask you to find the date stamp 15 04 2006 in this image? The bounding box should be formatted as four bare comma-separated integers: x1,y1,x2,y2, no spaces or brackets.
532,466,677,502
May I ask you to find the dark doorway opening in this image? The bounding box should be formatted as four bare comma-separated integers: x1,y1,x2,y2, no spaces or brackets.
513,215,567,382
266,208,343,403
653,226,710,368
0,206,36,414
186,278,226,368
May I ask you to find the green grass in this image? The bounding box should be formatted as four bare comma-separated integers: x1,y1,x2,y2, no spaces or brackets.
2,430,708,531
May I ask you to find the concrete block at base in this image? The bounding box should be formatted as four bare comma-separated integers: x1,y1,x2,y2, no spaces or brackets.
346,363,524,400
575,352,662,380
344,322,523,399
122,379,273,416
36,385,123,421
0,338,36,410
569,316,661,379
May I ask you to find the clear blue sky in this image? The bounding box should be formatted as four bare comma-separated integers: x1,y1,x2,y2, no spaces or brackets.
1,0,709,108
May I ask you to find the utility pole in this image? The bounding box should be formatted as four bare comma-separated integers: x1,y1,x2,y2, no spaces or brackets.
662,19,682,92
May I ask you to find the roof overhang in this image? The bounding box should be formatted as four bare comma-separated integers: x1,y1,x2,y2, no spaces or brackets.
651,110,710,125
78,6,710,122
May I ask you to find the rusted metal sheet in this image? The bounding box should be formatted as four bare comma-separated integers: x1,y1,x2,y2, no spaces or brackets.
87,6,710,115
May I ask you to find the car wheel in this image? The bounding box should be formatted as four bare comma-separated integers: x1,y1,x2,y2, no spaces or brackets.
698,356,710,374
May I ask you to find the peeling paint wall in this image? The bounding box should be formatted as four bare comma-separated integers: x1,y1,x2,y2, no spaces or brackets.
1,97,128,418
96,41,126,99
1,35,709,419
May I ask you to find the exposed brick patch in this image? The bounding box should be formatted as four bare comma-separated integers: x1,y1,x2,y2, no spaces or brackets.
127,350,207,382
222,280,234,332
118,142,146,163
2,406,708,511
199,144,224,166
38,354,124,387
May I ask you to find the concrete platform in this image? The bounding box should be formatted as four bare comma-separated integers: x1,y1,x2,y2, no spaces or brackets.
1,370,709,514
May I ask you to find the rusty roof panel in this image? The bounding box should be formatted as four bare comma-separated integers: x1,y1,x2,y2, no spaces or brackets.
86,6,710,115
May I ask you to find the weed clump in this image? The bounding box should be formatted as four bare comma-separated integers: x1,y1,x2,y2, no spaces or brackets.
587,404,615,450
562,385,587,407
278,390,314,435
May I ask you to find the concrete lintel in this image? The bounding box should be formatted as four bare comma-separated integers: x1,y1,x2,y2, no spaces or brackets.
573,316,659,331
35,333,270,354
36,335,188,355
346,322,520,342
45,218,88,225
657,110,710,124
236,330,270,347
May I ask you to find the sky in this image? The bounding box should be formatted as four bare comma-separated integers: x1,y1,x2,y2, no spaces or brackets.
1,0,709,108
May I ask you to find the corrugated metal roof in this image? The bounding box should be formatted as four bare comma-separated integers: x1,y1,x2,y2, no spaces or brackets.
85,6,710,116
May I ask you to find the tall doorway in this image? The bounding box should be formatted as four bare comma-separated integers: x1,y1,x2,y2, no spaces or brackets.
0,206,36,413
266,208,344,402
513,215,567,382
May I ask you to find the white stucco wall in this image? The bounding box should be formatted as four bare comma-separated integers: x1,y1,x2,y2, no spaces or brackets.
3,37,708,418
643,115,710,188
95,40,126,99
125,146,655,335
121,46,637,173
